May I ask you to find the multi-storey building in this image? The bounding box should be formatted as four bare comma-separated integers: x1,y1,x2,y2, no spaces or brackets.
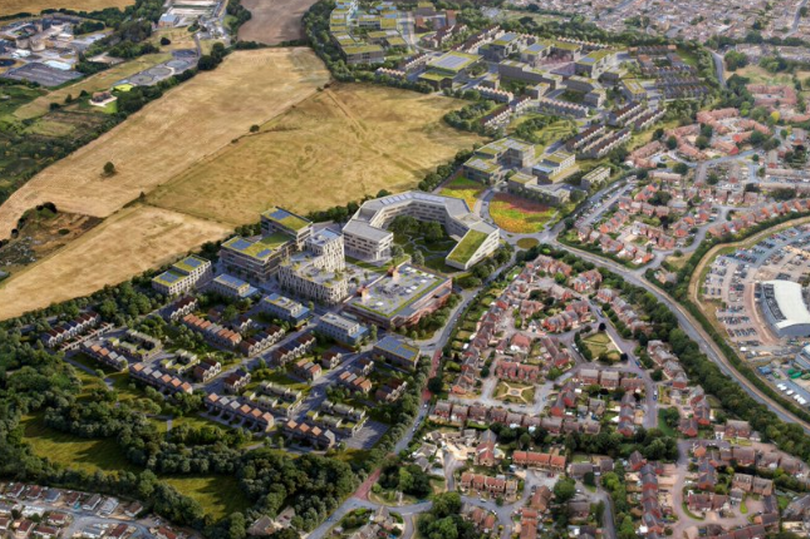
152,255,212,296
260,293,312,325
342,191,499,270
346,264,453,328
317,312,368,346
209,274,258,299
277,229,349,305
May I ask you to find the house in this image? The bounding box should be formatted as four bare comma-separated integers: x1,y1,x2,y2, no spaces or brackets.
224,369,251,393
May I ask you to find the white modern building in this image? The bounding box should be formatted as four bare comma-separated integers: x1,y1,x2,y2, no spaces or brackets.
760,280,810,338
342,191,500,270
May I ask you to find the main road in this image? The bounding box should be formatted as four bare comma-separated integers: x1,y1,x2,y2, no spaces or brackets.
545,238,810,434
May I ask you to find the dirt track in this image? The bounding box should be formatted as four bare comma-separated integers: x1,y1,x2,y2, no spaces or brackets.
238,0,320,44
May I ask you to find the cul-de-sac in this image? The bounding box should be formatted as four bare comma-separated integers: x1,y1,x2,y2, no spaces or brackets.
2,2,810,539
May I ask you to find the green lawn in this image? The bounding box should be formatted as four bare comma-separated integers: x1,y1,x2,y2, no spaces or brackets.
657,409,677,437
22,414,138,474
163,475,250,520
581,332,617,358
516,238,539,249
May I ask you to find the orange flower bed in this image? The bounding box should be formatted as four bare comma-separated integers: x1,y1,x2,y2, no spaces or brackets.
489,193,554,233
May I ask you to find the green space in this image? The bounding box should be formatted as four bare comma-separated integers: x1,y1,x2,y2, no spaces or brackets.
489,193,554,234
439,176,485,210
163,475,250,520
581,332,620,362
493,381,535,404
21,414,138,474
516,238,540,249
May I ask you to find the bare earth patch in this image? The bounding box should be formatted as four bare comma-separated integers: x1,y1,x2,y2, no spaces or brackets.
0,205,231,320
0,47,330,237
238,0,319,44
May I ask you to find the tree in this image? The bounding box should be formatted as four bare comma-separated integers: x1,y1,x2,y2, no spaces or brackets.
553,477,576,504
103,161,116,176
413,250,425,266
250,124,260,133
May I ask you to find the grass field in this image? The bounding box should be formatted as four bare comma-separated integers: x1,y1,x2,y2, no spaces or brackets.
22,414,137,473
582,332,619,360
0,47,330,237
0,205,231,320
163,476,249,520
0,0,133,17
238,0,319,44
489,193,555,233
439,176,485,210
14,53,173,120
516,238,539,249
147,83,483,224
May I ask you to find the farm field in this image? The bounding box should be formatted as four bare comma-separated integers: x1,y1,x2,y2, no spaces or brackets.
14,52,173,120
0,205,231,320
439,176,485,210
0,0,134,17
489,193,555,233
147,83,483,224
238,0,319,44
0,47,330,238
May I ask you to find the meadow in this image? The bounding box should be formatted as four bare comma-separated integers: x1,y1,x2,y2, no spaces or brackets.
0,205,231,320
0,0,133,17
0,47,331,237
147,83,483,224
489,193,555,234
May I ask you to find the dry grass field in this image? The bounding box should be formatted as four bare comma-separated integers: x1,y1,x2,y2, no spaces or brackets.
14,53,173,120
0,205,231,320
0,0,133,17
238,0,319,44
0,52,483,320
0,47,330,237
147,83,483,224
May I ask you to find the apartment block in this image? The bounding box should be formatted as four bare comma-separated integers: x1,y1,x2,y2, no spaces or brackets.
317,312,369,346
152,255,212,296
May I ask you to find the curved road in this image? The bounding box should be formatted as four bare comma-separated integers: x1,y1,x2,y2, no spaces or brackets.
546,239,810,434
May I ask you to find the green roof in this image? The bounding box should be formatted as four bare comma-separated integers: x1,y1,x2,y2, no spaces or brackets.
173,255,209,274
261,207,311,231
343,44,385,55
418,70,453,82
222,233,291,261
447,229,489,265
386,36,407,47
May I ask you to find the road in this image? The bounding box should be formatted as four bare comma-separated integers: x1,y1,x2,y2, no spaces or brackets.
548,239,810,434
710,50,727,89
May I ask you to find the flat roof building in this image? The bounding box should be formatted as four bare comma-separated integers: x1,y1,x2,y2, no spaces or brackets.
152,255,212,296
260,293,312,325
374,335,420,370
346,264,453,329
317,312,368,346
760,280,810,338
342,191,499,270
